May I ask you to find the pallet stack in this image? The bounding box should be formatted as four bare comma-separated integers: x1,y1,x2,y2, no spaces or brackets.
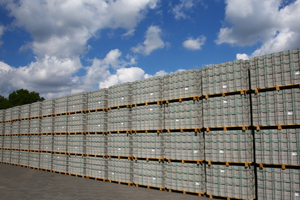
202,60,255,199
0,48,300,200
250,49,300,200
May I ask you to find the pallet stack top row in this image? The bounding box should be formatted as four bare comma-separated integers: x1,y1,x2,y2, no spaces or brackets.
0,48,299,124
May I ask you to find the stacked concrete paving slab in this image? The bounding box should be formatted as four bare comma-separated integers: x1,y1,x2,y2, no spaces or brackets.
1,48,300,200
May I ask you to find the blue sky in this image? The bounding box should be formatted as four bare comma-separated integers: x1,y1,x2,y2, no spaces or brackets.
0,0,299,99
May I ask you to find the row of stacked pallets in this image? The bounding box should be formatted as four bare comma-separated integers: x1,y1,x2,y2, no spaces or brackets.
1,48,300,200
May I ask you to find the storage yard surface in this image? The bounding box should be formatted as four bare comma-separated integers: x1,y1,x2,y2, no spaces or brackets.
0,164,209,200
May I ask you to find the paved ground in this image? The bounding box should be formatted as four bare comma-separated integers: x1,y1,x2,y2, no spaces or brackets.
0,164,209,200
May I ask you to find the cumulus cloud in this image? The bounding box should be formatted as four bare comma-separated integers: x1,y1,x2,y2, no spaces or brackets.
0,49,166,99
171,0,206,19
172,0,194,19
0,0,162,98
182,35,206,50
216,0,300,57
0,56,82,98
131,25,165,55
99,67,146,88
132,25,165,55
3,0,159,58
236,53,249,60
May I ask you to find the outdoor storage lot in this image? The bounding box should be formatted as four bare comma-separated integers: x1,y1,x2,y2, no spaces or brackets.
0,163,209,200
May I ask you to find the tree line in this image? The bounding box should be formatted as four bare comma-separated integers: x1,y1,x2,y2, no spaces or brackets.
0,89,45,110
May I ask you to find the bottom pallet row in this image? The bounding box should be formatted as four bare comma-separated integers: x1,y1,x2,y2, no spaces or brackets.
1,150,300,200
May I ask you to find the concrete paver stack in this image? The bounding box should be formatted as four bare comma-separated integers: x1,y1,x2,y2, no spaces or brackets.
1,48,300,200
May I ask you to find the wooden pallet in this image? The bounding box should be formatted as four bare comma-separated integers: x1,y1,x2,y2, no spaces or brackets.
164,96,200,104
86,176,107,182
87,108,108,113
207,161,253,167
168,189,205,196
208,194,254,200
255,124,300,130
68,110,86,115
68,173,85,178
85,154,107,158
67,153,86,156
132,100,163,107
109,180,133,186
52,170,68,175
204,90,248,99
107,130,132,134
52,151,68,155
108,104,131,110
67,132,86,135
132,129,164,134
108,155,132,160
252,83,300,93
133,157,164,162
165,128,201,133
258,163,300,169
205,126,249,131
135,184,165,191
166,159,203,164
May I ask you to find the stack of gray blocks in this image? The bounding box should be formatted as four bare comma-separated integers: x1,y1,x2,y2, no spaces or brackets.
202,60,249,95
108,82,131,107
87,89,108,110
85,134,107,155
107,133,132,157
42,99,54,116
30,102,42,118
67,93,87,113
132,132,163,159
166,162,205,193
131,76,162,104
131,104,164,130
164,132,204,161
133,160,165,187
163,69,201,100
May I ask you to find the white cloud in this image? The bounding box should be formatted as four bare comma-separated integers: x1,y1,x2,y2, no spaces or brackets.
182,35,206,50
236,53,249,60
0,56,82,98
217,0,300,57
171,0,206,19
0,0,161,98
172,0,194,19
131,25,165,55
99,67,146,88
0,49,166,99
3,0,159,58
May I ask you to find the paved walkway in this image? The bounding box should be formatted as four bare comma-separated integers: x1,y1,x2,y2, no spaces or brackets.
0,164,209,200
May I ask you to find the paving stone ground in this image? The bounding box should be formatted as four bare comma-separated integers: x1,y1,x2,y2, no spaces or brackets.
0,164,210,200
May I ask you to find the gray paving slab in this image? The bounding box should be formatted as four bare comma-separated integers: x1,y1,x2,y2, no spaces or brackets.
0,164,209,200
